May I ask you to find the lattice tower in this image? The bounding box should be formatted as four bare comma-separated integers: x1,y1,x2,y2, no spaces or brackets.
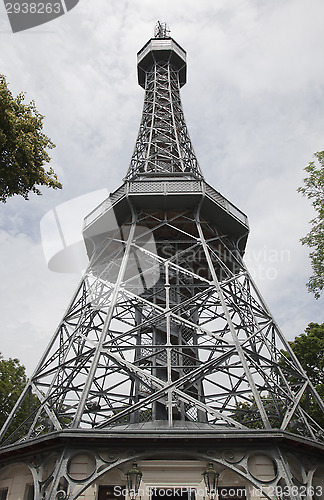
1,24,323,474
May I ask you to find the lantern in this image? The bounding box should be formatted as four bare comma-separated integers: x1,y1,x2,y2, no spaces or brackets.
126,461,143,499
202,462,219,499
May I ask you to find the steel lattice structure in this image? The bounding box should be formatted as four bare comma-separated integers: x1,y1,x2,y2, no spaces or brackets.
125,36,202,180
2,197,323,444
1,25,324,500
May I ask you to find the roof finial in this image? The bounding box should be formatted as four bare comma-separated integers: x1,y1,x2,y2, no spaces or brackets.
154,21,170,39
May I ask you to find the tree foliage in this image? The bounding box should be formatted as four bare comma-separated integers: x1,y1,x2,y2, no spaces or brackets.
0,74,62,203
298,151,324,299
288,322,324,386
233,324,324,430
0,354,28,431
283,322,324,427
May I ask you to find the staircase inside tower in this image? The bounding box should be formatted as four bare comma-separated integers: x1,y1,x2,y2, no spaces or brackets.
129,209,209,424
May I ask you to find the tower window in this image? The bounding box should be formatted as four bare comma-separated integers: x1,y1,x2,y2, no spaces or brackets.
218,487,246,500
151,488,195,500
0,489,8,500
98,485,126,500
24,485,34,500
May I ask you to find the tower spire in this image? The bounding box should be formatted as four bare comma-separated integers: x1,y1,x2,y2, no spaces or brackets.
125,24,202,180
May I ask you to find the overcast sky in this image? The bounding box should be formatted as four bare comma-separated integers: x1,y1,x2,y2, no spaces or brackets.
0,0,323,375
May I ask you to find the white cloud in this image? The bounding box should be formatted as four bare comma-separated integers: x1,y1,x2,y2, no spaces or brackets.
0,230,78,374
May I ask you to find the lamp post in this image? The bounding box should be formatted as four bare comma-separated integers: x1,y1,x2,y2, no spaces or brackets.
203,462,219,500
126,461,143,499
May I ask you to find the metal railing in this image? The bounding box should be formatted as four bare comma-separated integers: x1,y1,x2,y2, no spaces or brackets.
138,39,186,65
83,179,248,230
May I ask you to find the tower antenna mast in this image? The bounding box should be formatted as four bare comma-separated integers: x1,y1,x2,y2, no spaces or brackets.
154,20,170,38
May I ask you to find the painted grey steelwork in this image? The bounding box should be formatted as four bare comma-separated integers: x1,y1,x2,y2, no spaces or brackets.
0,23,323,499
125,29,201,180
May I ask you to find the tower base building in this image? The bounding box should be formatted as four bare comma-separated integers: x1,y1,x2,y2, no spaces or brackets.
0,428,324,499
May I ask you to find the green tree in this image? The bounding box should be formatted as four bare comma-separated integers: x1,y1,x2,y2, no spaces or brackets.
233,324,324,430
0,74,62,203
298,151,324,299
0,354,28,431
288,323,324,386
283,322,324,427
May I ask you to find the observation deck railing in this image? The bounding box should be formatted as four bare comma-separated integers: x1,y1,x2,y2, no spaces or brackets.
83,179,248,231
